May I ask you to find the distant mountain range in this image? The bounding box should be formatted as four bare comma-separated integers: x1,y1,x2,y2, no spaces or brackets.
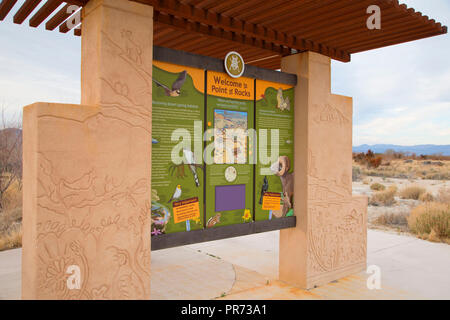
353,144,450,156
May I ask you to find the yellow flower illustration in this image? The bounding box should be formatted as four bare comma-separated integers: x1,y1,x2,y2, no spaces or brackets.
242,209,252,221
193,216,201,225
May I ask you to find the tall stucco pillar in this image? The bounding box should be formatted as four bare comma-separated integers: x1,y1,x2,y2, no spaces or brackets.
279,52,367,289
22,0,153,299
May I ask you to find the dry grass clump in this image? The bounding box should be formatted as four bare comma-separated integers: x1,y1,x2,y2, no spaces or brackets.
374,211,409,227
419,192,434,202
399,186,426,200
408,202,450,242
354,159,450,180
352,166,362,182
369,186,397,206
2,180,22,210
0,177,23,251
0,206,23,251
0,207,22,233
370,183,386,191
0,224,22,252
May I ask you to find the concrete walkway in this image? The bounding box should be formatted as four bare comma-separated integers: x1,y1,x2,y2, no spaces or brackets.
1,230,449,300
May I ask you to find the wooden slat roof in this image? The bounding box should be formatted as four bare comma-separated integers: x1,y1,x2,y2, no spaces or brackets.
0,0,447,69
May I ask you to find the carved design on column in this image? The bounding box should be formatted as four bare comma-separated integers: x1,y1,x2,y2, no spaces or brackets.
306,101,366,279
24,1,153,299
313,103,351,125
307,201,366,275
279,52,366,289
31,109,152,299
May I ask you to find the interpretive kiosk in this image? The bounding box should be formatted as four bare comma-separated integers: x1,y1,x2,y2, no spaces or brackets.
150,52,296,234
1,0,445,299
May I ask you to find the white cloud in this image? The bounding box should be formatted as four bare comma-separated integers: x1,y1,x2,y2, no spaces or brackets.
354,102,450,145
332,0,450,145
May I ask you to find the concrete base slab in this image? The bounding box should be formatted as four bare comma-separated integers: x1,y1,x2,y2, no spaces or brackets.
1,230,449,300
0,248,21,300
150,247,235,300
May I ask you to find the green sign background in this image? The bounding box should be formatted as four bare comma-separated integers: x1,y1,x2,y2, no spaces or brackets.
151,63,205,235
255,84,295,221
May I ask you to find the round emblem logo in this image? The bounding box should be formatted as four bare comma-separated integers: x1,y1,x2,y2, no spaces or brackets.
224,51,245,78
224,166,237,182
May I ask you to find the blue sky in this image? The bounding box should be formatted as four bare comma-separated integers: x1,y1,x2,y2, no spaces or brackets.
0,0,449,145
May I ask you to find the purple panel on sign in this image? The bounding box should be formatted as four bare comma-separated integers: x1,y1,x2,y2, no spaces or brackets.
215,184,246,212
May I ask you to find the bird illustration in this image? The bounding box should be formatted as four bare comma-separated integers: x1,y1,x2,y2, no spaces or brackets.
259,176,269,205
183,149,200,187
206,213,221,228
167,184,182,203
276,88,290,111
152,71,187,97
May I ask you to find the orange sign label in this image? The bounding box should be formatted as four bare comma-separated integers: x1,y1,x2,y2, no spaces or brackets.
207,71,254,100
262,192,281,211
173,197,201,223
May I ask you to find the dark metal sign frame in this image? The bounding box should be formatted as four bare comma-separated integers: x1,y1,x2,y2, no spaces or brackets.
152,216,296,250
151,46,297,251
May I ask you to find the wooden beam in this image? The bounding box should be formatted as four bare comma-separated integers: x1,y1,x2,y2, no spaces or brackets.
0,0,18,21
65,0,87,6
45,3,71,30
29,0,63,27
13,0,41,24
134,0,351,62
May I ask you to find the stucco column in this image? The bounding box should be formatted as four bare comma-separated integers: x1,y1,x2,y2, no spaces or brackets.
22,0,153,299
279,52,367,289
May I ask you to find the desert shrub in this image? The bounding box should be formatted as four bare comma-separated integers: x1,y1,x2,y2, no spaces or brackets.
389,185,398,194
362,178,371,185
419,193,434,202
352,166,361,182
399,186,426,200
436,187,450,204
370,183,386,191
353,152,366,163
374,211,409,226
408,202,450,240
427,229,441,243
353,150,382,168
0,224,22,252
2,179,22,211
369,187,397,206
368,156,382,169
0,207,22,233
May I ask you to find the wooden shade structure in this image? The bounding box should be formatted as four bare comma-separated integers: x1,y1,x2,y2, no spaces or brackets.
0,0,447,69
